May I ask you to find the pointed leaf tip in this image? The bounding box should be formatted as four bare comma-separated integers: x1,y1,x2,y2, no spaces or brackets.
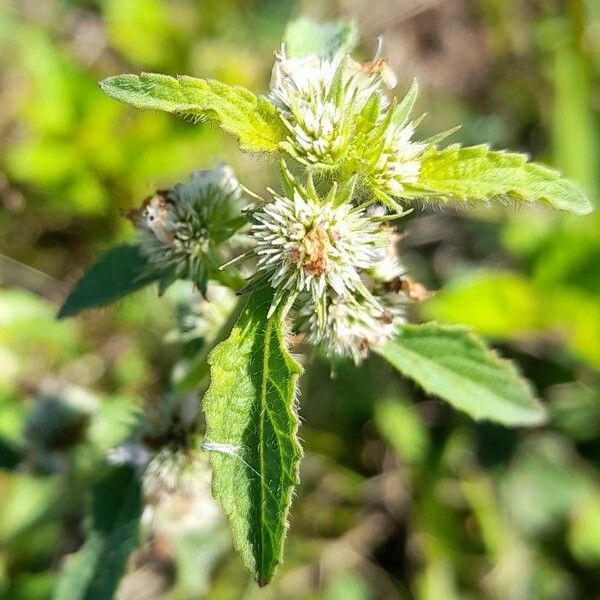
413,145,594,215
58,244,160,319
203,287,302,584
377,323,547,427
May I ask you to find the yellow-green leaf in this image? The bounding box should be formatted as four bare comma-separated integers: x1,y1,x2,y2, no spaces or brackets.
100,73,286,152
413,145,592,215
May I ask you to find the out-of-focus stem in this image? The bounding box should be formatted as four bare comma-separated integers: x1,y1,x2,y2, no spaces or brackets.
174,294,245,394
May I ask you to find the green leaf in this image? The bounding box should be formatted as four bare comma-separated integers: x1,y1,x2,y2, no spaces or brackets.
283,17,358,59
376,323,546,426
392,79,418,127
375,397,429,464
422,271,542,338
202,287,302,585
53,466,141,600
412,145,592,215
58,244,159,319
99,74,286,152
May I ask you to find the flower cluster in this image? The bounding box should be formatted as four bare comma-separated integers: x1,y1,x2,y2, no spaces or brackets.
133,41,431,363
269,41,428,204
249,171,410,362
135,164,243,295
270,45,392,168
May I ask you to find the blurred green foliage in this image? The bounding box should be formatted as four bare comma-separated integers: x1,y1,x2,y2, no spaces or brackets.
0,0,598,598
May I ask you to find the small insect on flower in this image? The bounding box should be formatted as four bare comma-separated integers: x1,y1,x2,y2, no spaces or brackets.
359,58,397,89
346,37,398,90
128,192,174,245
133,164,245,295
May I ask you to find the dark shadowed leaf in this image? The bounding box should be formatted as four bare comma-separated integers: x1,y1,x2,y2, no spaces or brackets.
53,466,141,600
58,244,160,319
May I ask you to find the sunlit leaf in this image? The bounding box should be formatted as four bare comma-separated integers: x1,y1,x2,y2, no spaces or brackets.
421,271,541,338
377,323,546,426
412,145,592,215
202,287,302,585
100,73,286,152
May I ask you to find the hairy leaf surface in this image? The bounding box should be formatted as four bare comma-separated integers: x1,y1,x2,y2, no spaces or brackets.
58,244,159,319
413,145,592,214
283,17,358,59
377,323,547,426
203,287,302,585
100,74,286,152
53,466,141,600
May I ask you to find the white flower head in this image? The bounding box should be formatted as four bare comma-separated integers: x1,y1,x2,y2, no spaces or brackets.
367,120,427,197
270,43,396,168
136,163,243,294
143,447,209,499
296,224,409,363
141,447,222,542
299,292,404,364
250,174,389,320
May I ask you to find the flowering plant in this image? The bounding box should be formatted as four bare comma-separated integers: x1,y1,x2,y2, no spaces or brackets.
59,18,591,587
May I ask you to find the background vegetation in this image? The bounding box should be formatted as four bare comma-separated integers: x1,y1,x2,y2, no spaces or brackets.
0,0,598,598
